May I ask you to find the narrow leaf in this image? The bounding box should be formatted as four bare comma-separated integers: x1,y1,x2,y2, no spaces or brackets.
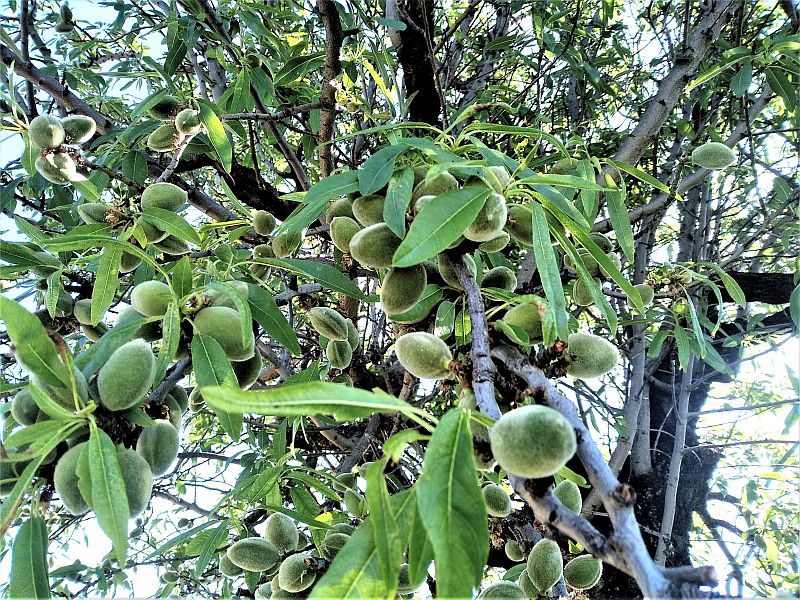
191,334,242,440
91,246,123,325
199,102,232,172
247,283,301,355
530,203,569,341
275,171,360,235
384,166,415,237
358,144,407,195
364,461,402,596
142,208,201,245
9,516,50,599
89,428,130,563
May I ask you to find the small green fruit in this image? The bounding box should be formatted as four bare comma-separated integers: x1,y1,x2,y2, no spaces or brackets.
332,473,357,492
502,303,543,342
147,95,182,120
119,252,142,274
266,512,300,555
573,278,598,307
98,339,156,411
73,298,93,325
271,232,302,258
489,405,576,478
437,252,476,290
219,553,243,577
60,4,73,22
691,142,736,170
504,539,524,562
117,446,154,518
481,266,517,291
77,202,109,224
254,243,275,259
54,20,74,33
553,479,582,514
481,165,511,193
599,252,622,277
53,442,89,515
141,182,188,212
395,331,452,379
465,192,507,242
162,570,179,583
11,388,39,426
136,420,179,476
255,583,272,599
131,280,172,316
227,538,280,572
349,223,402,268
147,124,182,152
552,157,577,174
325,198,355,222
253,210,276,236
381,265,427,315
478,581,527,599
330,216,362,253
1,458,31,497
343,488,365,517
205,281,249,309
352,194,386,226
174,108,202,135
29,115,65,150
233,353,262,389
326,339,353,370
277,553,317,593
193,306,255,361
35,152,79,184
628,283,654,307
517,569,538,597
309,307,349,341
154,236,189,257
411,171,458,202
588,232,614,252
526,538,563,594
82,323,108,342
169,386,189,412
346,319,360,350
413,194,436,214
482,483,512,517
565,332,619,379
479,232,510,253
321,532,349,559
138,219,169,243
505,205,534,246
563,555,603,590
61,115,96,144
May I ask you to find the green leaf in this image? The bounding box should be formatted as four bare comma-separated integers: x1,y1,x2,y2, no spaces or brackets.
384,167,415,237
607,160,672,197
765,66,797,111
200,381,429,422
364,461,402,596
246,283,301,355
673,324,691,371
791,284,800,330
191,334,242,441
730,59,752,96
194,523,229,577
45,271,61,319
687,51,750,92
198,102,233,173
275,170,360,235
170,256,194,298
518,173,606,191
28,383,76,421
273,52,325,86
701,262,747,308
91,246,123,326
393,187,489,267
603,175,634,262
72,178,101,203
142,208,201,245
88,428,130,563
147,521,221,559
154,301,181,385
0,295,71,387
406,491,434,589
74,318,151,378
9,516,50,599
530,203,569,341
253,257,369,301
415,409,488,599
358,145,407,195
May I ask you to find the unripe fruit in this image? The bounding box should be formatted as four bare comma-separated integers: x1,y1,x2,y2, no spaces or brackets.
205,281,249,309
573,278,598,307
11,388,39,426
52,288,74,318
395,331,452,379
148,95,182,120
117,305,161,341
481,165,511,193
98,339,156,411
478,581,526,599
321,532,349,559
139,219,170,243
31,365,88,408
1,458,31,497
563,555,602,590
255,584,272,599
141,182,187,212
553,479,582,514
278,553,317,593
136,420,179,476
308,307,349,341
119,252,142,274
489,405,576,478
588,232,614,252
162,570,179,583
479,231,510,253
552,157,577,174
219,553,244,577
233,353,262,389
346,320,360,350
82,323,108,342
227,538,280,572
73,298,93,325
504,539,524,562
526,538,563,594
60,4,73,22
325,198,355,222
481,266,517,291
271,232,302,258
349,223,402,268
505,204,534,246
352,194,386,226
599,252,622,277
29,115,65,150
53,442,89,515
411,171,458,202
193,306,255,361
147,124,182,152
330,216,361,253
326,339,353,370
437,252,476,290
61,115,96,144
131,280,172,316
381,265,427,315
332,473,357,492
628,283,654,307
169,386,189,412
517,569,537,597
565,332,619,379
482,483,512,517
117,446,154,518
330,522,355,535
691,141,736,170
55,20,74,33
174,108,202,135
163,395,182,431
502,303,543,342
465,192,508,242
344,488,365,517
253,210,277,235
35,152,78,184
413,194,436,214
77,202,109,224
266,512,300,555
254,243,275,259
397,562,422,594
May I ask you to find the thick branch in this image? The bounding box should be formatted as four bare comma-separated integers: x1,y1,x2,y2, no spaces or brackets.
317,0,344,178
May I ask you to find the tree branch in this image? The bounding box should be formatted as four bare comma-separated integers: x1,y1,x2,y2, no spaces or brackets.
317,0,344,178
